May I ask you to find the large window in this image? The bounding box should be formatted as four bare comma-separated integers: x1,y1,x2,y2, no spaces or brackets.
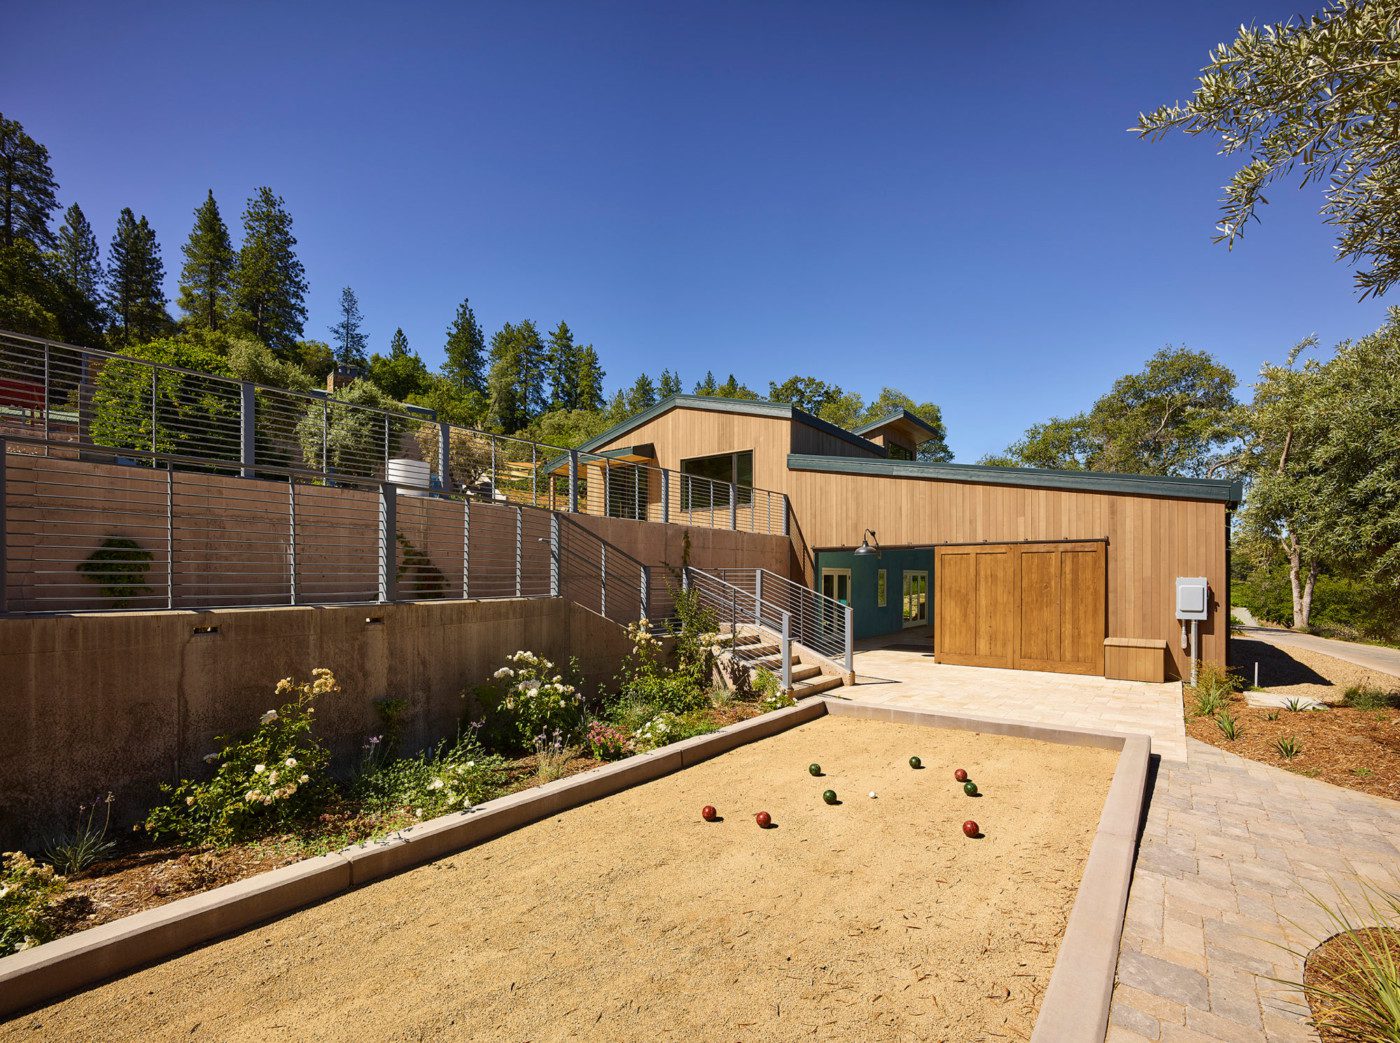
680,450,753,511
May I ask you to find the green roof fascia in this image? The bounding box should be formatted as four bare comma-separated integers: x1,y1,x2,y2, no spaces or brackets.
851,408,940,440
786,453,1244,505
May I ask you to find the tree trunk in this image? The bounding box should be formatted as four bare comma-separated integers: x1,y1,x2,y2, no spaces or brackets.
1299,561,1318,631
1286,535,1305,629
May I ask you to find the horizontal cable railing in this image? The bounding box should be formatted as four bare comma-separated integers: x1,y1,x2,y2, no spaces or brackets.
683,567,793,692
0,433,674,625
713,566,852,676
0,329,787,535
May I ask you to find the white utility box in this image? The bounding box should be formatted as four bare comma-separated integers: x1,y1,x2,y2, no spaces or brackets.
1175,577,1209,621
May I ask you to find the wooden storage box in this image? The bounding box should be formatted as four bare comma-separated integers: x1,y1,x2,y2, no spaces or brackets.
1104,637,1168,683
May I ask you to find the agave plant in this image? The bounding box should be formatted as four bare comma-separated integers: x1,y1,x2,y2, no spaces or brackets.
1275,736,1303,761
1215,711,1240,741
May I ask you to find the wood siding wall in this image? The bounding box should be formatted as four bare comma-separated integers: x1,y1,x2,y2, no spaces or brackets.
785,468,1227,678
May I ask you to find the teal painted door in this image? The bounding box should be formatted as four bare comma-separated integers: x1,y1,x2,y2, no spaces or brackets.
820,568,851,636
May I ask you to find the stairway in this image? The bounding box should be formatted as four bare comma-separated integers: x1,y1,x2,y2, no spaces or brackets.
719,626,846,699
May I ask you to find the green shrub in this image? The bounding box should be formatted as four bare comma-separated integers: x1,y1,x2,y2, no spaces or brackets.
1215,710,1241,741
474,651,584,751
1193,687,1226,718
0,852,65,956
1344,685,1400,711
42,793,116,875
585,720,632,761
631,710,714,752
352,730,508,819
145,669,337,845
1275,736,1302,761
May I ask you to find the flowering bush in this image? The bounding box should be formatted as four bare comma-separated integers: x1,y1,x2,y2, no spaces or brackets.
585,720,632,761
353,728,509,820
632,710,714,752
479,651,584,750
0,852,65,956
145,669,337,845
618,620,708,714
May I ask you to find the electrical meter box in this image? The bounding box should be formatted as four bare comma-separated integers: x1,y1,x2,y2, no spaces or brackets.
1175,577,1209,621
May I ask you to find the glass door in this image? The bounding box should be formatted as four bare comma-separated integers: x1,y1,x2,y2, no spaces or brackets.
902,571,928,628
821,568,851,636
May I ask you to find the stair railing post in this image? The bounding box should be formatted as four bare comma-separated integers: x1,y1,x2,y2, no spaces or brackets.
165,467,174,609
661,468,670,525
569,450,579,513
549,513,560,597
729,483,737,530
640,564,649,622
844,602,854,677
239,381,256,478
379,481,397,603
515,506,522,597
288,476,297,606
754,570,762,625
462,498,470,598
600,543,607,618
781,610,792,694
438,422,451,493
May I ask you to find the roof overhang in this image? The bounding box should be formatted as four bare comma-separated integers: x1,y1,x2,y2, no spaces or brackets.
851,408,940,447
787,453,1243,505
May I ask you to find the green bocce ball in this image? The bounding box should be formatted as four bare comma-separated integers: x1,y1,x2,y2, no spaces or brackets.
822,789,838,805
908,756,922,769
808,763,822,777
963,780,979,797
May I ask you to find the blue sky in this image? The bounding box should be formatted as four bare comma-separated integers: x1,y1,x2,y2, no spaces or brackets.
6,1,1388,461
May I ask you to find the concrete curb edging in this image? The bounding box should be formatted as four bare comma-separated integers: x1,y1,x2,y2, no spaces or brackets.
0,698,826,1020
824,699,1151,1043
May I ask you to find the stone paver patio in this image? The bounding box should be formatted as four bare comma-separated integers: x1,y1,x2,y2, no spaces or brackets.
844,643,1400,1043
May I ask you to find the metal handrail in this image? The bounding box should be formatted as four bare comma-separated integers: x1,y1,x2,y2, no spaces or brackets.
713,566,852,676
682,567,793,693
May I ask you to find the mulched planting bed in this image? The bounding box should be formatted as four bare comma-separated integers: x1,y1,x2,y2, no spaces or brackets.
39,704,769,944
1185,641,1400,802
1302,927,1400,1043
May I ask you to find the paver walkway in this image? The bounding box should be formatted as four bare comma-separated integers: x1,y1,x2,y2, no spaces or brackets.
1108,738,1400,1043
845,645,1400,1043
848,644,1188,761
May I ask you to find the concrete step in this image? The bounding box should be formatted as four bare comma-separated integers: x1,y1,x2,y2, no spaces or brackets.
791,673,846,698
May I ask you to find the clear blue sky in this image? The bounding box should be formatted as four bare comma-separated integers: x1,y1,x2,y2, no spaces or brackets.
6,1,1388,461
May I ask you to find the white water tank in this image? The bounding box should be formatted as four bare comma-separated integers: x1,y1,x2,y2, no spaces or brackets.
385,457,432,495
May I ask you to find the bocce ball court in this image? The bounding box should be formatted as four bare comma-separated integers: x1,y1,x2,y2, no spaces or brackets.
3,708,1144,1042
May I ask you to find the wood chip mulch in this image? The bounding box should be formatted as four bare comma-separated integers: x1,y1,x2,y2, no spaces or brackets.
1185,641,1400,803
1302,927,1400,1043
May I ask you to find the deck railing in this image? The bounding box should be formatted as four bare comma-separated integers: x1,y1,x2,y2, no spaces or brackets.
0,329,788,536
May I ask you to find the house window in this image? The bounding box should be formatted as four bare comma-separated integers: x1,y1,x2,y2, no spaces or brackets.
887,443,914,461
680,450,753,511
877,569,887,607
902,571,928,627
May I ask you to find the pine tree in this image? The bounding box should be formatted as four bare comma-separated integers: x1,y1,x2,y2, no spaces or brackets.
625,373,658,413
52,203,103,308
443,297,486,392
546,320,578,408
694,371,718,395
485,320,546,431
177,190,234,332
50,203,106,343
232,187,307,357
368,327,430,400
106,208,170,345
0,113,59,249
389,327,409,357
330,286,368,367
658,369,682,398
574,344,605,412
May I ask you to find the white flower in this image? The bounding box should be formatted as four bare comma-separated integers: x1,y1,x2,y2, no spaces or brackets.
298,774,309,784
17,937,38,951
465,760,475,768
268,771,279,785
285,757,297,768
202,753,218,765
254,764,266,774
260,710,278,725
429,778,444,791
185,796,195,806
246,790,260,801
0,886,11,901
494,667,513,679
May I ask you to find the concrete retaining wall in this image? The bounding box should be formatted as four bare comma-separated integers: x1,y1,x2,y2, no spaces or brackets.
0,597,639,849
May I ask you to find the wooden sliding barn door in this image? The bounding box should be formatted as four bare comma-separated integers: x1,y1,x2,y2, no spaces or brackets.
934,541,1105,676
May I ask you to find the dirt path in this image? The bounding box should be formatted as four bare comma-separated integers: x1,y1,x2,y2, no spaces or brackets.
3,717,1117,1042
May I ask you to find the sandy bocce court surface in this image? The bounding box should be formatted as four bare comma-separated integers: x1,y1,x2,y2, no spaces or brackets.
3,716,1119,1042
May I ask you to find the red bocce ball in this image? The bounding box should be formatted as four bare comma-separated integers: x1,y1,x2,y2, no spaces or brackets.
954,768,968,782
701,805,717,822
755,811,772,828
963,820,979,838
